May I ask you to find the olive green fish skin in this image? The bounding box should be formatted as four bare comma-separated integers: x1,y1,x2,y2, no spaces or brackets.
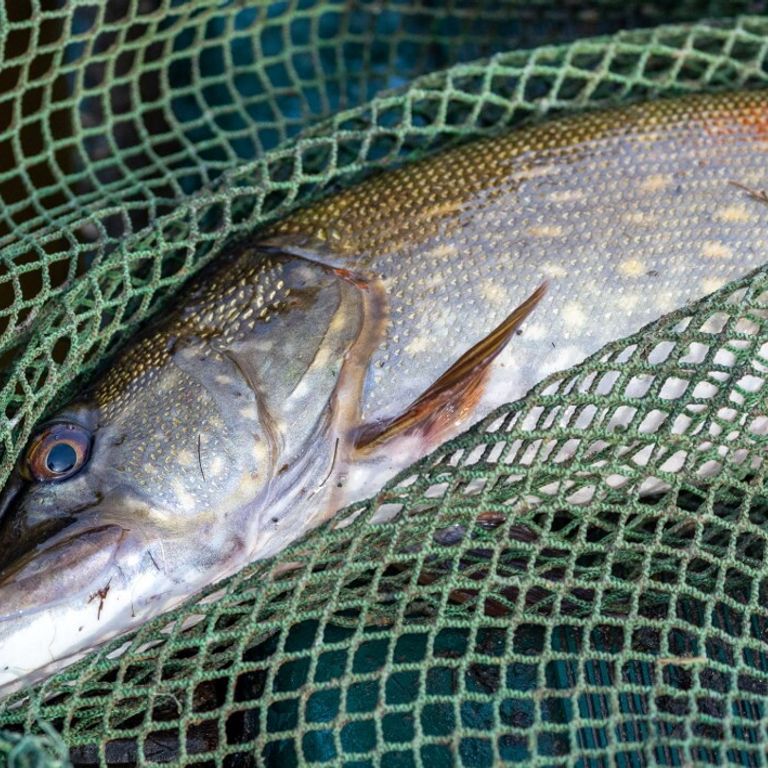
1,89,767,693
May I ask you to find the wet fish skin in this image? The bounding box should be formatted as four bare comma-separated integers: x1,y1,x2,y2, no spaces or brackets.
1,89,768,694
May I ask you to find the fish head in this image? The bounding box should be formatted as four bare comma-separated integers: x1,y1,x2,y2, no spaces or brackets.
1,381,259,586
0,252,361,692
0,361,269,686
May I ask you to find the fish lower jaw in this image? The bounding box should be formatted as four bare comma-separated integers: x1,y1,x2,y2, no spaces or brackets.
0,564,181,698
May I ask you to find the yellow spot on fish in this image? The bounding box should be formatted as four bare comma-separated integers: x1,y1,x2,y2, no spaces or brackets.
624,211,657,225
654,290,678,313
541,263,568,278
562,302,587,329
527,224,563,238
479,280,507,306
523,322,547,340
252,441,269,467
171,479,196,512
618,292,641,311
240,405,259,421
715,205,754,223
701,241,733,259
420,202,462,221
421,273,444,290
177,449,195,468
701,277,726,293
215,374,231,385
426,243,458,259
618,258,645,277
209,455,225,476
405,335,430,355
524,163,557,179
548,189,585,204
639,174,673,193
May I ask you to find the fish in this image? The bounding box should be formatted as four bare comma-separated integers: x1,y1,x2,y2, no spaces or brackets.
1,88,767,695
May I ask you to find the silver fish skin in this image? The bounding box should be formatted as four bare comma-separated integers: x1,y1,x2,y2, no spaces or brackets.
1,89,768,694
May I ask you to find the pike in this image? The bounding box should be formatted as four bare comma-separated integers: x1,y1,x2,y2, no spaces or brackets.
1,89,767,694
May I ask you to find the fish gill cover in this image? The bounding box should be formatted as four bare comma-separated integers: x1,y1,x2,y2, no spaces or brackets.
1,1,768,766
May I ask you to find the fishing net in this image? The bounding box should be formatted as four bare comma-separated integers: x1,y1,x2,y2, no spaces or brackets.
2,1,768,765
0,726,69,768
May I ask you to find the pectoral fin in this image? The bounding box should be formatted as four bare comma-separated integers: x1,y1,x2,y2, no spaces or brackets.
354,282,547,452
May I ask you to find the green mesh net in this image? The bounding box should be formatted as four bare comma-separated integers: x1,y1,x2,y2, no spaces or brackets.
0,726,70,768
2,1,768,766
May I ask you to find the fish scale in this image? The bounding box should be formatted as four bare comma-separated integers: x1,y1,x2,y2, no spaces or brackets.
1,89,767,694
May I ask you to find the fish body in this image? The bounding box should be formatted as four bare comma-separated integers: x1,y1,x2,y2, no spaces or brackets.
2,89,768,693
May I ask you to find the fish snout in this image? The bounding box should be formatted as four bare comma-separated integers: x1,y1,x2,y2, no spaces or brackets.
0,524,125,620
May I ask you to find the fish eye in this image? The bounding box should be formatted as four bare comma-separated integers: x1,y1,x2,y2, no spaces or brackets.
24,422,91,483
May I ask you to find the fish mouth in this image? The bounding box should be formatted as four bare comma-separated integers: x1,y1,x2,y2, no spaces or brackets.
0,524,125,620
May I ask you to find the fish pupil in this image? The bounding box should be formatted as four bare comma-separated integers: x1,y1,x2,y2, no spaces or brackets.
46,443,77,474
